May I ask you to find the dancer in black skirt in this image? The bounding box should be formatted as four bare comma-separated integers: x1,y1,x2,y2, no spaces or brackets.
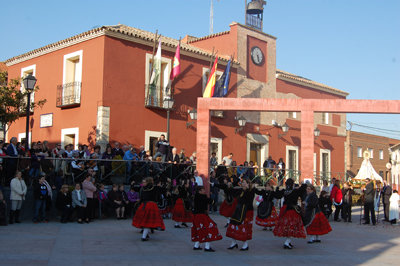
191,186,222,252
132,177,165,241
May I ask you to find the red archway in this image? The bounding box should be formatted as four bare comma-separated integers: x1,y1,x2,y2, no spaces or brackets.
196,98,400,194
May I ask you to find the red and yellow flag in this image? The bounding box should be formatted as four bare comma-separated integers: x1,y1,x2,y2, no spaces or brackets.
202,56,218,98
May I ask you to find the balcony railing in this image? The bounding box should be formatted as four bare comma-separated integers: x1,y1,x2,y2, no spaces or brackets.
56,81,81,108
144,84,172,109
246,14,262,31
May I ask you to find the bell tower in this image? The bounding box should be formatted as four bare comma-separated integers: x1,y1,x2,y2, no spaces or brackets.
245,0,267,31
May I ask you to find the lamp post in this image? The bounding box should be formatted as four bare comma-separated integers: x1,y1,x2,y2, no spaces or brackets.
278,122,290,138
314,127,320,139
186,108,197,128
23,74,37,151
164,98,175,141
235,116,247,133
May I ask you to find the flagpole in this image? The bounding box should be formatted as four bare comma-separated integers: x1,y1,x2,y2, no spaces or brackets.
146,30,159,105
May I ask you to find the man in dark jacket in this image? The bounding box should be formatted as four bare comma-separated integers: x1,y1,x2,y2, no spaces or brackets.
363,178,376,225
381,181,392,222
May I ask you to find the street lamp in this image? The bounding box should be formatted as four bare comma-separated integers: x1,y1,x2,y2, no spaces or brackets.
186,108,197,128
23,74,37,151
278,122,290,138
164,98,174,141
314,127,320,139
235,116,247,133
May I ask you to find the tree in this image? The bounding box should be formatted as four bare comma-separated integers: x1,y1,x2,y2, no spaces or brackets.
0,70,46,141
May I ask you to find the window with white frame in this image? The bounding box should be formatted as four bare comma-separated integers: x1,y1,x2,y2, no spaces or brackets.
357,147,362,158
21,65,36,112
368,148,373,158
145,53,171,108
289,112,297,119
322,112,329,125
58,50,83,107
320,149,331,180
379,149,384,160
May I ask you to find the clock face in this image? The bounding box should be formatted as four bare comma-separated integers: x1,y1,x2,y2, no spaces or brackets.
251,46,264,66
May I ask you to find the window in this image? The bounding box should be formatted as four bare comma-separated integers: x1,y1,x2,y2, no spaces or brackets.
21,65,36,112
320,149,331,180
61,127,79,150
202,67,224,117
322,113,329,125
357,147,362,158
379,149,384,160
368,148,374,158
286,146,299,181
145,53,171,108
58,50,83,107
289,112,297,119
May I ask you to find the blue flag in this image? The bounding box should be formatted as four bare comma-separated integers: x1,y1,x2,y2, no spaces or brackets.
213,60,231,97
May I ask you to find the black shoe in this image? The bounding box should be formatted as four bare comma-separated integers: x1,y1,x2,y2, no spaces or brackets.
78,220,83,224
151,229,154,233
283,244,292,249
205,248,215,252
240,246,249,251
193,247,202,250
289,243,294,248
334,219,341,222
314,240,321,243
227,244,238,250
348,220,352,223
362,222,370,225
307,240,314,244
174,225,182,228
181,223,188,228
141,238,148,241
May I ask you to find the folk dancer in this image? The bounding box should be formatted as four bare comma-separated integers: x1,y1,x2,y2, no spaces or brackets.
191,186,222,252
132,177,165,241
303,184,332,244
273,178,307,249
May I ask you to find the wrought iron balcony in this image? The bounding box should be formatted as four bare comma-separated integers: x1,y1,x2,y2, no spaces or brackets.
144,84,172,109
56,81,81,108
246,14,262,31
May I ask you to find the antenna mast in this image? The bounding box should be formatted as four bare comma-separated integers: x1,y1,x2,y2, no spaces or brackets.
210,0,214,34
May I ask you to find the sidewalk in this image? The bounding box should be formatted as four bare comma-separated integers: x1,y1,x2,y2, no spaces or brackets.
0,207,399,266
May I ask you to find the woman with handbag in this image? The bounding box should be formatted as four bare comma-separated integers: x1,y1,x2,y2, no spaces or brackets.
273,178,307,249
226,179,259,251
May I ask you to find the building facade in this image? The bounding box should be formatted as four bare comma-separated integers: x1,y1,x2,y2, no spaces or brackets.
5,22,349,182
346,130,400,185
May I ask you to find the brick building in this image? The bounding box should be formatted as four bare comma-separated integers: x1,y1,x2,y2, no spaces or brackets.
4,22,349,181
346,130,400,185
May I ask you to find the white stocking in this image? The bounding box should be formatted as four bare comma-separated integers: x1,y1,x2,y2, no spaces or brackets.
205,242,210,249
230,239,237,247
194,241,200,248
242,241,248,249
142,228,149,239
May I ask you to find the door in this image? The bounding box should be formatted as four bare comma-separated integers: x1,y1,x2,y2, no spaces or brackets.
288,149,297,179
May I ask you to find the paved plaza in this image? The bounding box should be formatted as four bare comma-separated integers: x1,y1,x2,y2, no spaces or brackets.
0,207,399,266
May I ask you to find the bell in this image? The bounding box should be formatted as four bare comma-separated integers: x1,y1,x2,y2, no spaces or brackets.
246,0,266,15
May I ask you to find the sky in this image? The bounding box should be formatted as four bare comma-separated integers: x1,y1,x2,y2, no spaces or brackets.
1,0,399,139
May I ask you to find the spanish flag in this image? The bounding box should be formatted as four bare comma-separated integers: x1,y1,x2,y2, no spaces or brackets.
202,56,218,98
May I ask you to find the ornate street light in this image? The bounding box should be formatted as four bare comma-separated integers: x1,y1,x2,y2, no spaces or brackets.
235,116,247,133
278,122,290,138
164,98,175,141
23,74,37,151
186,108,197,128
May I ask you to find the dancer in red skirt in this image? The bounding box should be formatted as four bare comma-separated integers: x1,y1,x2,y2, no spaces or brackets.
303,184,332,243
132,177,165,241
215,178,238,227
172,180,193,228
192,186,222,252
273,178,307,249
226,179,261,251
255,183,278,231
